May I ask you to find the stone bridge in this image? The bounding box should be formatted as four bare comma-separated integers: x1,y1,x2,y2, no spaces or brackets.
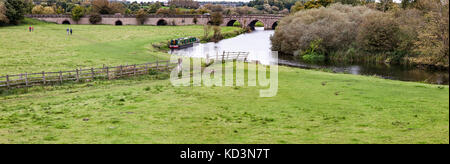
26,14,284,30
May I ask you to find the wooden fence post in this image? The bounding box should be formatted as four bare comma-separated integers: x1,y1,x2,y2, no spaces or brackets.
59,71,63,83
144,63,148,74
156,60,159,70
91,68,95,79
120,65,123,77
6,75,10,89
133,64,136,76
76,69,80,82
106,67,110,80
25,73,29,87
42,71,46,85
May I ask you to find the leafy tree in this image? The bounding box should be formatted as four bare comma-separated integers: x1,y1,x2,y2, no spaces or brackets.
55,6,64,14
168,0,199,9
0,1,9,25
357,13,401,52
377,0,395,12
291,0,334,13
109,2,125,14
148,2,162,14
43,6,55,14
92,0,110,14
414,0,449,67
135,9,147,25
32,4,44,14
212,26,222,42
3,0,26,25
71,5,84,22
128,2,140,12
210,12,223,26
335,0,364,6
89,13,102,24
193,16,198,24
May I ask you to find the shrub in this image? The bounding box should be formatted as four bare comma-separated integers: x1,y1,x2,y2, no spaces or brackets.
202,25,212,41
71,5,85,23
135,9,147,25
0,1,8,25
413,3,449,68
3,0,26,25
210,12,223,26
356,12,401,53
42,6,55,14
302,39,326,62
89,13,102,24
390,9,425,53
31,5,44,14
271,3,378,55
193,16,198,24
212,26,223,42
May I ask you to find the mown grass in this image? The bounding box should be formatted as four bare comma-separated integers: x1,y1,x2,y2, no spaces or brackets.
0,63,448,144
0,18,240,75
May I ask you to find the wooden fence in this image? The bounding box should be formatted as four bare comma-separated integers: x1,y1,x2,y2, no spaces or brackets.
0,59,181,90
206,51,250,62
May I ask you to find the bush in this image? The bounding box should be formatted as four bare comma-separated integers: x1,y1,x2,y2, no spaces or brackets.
0,1,8,25
135,9,147,25
356,12,401,53
212,26,223,42
302,39,325,62
210,12,223,26
272,3,378,55
31,5,44,14
42,6,55,14
391,9,425,53
413,2,449,68
89,13,102,24
71,5,85,22
3,0,26,25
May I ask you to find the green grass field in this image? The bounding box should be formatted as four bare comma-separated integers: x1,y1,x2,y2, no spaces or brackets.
0,19,448,144
0,19,240,75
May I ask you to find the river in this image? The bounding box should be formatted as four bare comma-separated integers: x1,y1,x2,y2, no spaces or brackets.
169,27,449,85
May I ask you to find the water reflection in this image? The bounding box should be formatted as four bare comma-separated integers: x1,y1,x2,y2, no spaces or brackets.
169,27,449,85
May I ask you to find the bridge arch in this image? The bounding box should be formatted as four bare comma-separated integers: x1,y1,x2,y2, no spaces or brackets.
248,20,264,30
115,20,123,25
272,22,278,30
226,20,242,27
62,20,71,24
157,19,168,26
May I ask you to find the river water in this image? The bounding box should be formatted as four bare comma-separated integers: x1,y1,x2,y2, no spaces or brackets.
169,27,449,85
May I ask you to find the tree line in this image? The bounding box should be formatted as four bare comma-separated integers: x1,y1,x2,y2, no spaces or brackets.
271,0,449,69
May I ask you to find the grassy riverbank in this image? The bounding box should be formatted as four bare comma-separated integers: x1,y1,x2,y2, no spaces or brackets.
0,19,448,144
0,65,448,143
0,18,241,75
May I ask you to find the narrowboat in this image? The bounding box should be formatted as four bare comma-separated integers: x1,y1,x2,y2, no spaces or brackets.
169,37,199,49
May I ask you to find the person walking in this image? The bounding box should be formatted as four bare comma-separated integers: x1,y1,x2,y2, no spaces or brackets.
31,26,34,32
66,28,70,35
70,28,72,35
29,26,31,32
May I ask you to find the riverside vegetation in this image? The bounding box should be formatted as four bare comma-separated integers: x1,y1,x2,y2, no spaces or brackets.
271,1,449,69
